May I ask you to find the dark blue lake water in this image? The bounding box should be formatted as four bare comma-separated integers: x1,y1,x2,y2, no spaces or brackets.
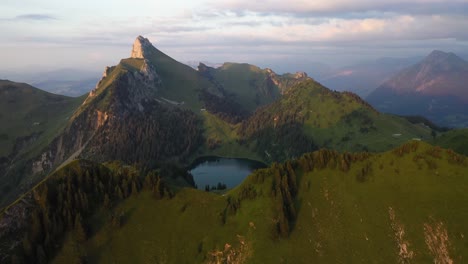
189,157,266,190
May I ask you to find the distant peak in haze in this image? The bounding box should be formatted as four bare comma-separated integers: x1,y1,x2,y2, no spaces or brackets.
428,50,450,57
423,50,466,69
131,35,153,59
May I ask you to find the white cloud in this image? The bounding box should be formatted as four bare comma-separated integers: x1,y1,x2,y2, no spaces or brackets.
207,0,468,15
0,0,467,72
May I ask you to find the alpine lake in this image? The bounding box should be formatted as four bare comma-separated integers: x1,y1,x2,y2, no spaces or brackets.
188,157,267,191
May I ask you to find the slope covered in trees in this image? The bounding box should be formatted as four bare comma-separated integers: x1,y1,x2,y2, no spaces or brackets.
0,159,188,263
71,143,468,262
1,142,465,263
0,80,86,207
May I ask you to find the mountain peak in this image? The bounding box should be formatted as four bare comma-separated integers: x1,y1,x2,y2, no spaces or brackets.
427,50,449,57
423,50,466,67
131,35,153,59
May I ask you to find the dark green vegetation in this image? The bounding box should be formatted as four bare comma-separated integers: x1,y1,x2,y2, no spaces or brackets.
434,129,468,156
2,142,466,263
0,159,186,263
238,80,432,162
198,62,309,114
0,80,85,157
0,80,85,205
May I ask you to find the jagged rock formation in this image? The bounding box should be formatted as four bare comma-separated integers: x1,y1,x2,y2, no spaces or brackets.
265,68,309,94
131,35,153,59
31,36,200,172
0,36,207,208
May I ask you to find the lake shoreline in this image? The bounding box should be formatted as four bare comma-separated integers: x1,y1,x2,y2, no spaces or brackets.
188,156,267,190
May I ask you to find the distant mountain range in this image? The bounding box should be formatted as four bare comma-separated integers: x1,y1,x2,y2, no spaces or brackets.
367,50,468,128
0,68,99,97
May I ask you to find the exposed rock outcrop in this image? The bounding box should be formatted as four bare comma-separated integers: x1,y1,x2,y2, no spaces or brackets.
131,35,153,59
29,35,182,177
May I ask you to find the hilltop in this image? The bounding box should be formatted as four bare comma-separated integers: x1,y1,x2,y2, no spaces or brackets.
0,80,85,203
237,79,432,162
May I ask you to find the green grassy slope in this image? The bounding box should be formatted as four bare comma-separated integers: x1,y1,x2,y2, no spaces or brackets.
212,63,278,112
52,142,468,263
240,79,432,161
434,128,468,155
0,80,85,157
208,63,308,113
188,111,263,163
144,48,217,111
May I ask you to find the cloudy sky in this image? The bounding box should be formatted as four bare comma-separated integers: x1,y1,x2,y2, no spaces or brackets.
1,0,467,75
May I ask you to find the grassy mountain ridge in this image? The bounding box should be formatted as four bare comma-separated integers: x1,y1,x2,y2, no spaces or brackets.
0,80,85,157
0,80,85,205
71,142,468,263
1,141,463,263
198,62,309,114
238,79,432,162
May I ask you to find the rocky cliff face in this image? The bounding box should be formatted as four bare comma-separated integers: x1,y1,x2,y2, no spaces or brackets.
25,35,200,192
265,68,310,94
131,36,153,59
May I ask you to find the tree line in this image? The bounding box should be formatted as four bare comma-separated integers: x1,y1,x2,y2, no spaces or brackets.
3,159,174,264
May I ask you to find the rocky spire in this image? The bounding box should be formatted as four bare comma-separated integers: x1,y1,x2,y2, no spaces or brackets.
131,35,153,59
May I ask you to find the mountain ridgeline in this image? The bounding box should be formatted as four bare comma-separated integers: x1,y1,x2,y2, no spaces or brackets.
0,35,467,264
0,36,312,207
237,80,432,162
0,36,437,207
319,56,419,98
367,50,468,128
0,80,85,204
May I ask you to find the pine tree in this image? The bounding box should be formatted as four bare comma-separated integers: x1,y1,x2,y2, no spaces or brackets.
36,245,47,264
103,194,111,209
132,181,139,196
74,214,87,243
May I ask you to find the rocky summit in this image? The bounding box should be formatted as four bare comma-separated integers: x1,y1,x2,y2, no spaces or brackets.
131,35,153,59
0,35,467,264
